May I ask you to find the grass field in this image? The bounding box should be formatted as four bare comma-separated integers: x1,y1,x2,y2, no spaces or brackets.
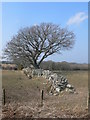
2,70,88,118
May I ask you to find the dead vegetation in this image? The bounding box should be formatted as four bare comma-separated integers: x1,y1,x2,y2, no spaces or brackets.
2,70,88,118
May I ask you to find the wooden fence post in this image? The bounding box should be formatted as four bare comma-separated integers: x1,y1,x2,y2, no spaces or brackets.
3,89,5,105
41,89,44,106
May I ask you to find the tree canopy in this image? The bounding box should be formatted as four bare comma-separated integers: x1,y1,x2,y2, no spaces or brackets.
4,23,75,68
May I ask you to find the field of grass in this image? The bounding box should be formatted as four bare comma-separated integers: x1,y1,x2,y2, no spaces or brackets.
2,70,88,118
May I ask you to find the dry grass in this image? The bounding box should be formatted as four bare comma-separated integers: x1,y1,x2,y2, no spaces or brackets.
2,70,88,118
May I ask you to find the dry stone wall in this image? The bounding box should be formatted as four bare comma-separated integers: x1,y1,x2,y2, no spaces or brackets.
22,68,76,95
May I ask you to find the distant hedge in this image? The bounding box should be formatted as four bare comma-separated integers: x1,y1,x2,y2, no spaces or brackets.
40,61,88,71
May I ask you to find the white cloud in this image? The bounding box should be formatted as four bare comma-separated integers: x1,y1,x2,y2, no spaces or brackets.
67,12,88,26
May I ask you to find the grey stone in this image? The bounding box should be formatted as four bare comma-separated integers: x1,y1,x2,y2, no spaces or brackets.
22,68,76,94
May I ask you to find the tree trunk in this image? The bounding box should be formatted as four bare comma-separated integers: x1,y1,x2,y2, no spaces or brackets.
33,60,40,69
33,63,40,69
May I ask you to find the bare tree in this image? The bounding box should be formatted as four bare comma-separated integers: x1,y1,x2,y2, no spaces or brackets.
4,23,75,69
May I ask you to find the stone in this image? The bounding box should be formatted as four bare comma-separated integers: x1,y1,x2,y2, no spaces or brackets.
56,88,60,92
27,74,32,79
42,70,52,79
32,69,43,77
22,67,76,94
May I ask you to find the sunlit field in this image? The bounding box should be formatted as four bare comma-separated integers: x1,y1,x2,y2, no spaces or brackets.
2,70,88,118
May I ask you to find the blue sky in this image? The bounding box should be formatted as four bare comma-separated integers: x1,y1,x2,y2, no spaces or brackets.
2,2,88,63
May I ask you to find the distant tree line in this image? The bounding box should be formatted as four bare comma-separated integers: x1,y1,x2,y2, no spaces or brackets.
40,61,88,71
1,61,88,71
